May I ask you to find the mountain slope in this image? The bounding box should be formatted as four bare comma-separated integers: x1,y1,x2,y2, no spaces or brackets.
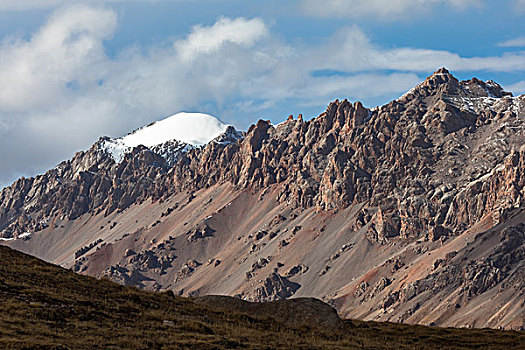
1,245,523,349
1,68,524,329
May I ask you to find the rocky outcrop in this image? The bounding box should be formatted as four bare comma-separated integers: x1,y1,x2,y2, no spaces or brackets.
247,273,300,302
102,265,153,288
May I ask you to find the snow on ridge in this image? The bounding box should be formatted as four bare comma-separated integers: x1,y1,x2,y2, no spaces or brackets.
100,112,234,163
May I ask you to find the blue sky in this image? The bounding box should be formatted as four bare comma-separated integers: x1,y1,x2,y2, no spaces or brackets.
0,0,524,187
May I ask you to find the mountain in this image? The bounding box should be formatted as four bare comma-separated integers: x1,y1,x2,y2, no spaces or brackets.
3,245,524,349
1,68,524,330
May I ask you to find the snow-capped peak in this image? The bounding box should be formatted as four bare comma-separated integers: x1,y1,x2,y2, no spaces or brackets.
100,112,237,163
121,112,230,147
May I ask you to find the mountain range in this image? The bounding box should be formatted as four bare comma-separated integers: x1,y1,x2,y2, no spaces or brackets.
1,68,524,330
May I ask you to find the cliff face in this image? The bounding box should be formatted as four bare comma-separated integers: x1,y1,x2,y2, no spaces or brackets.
1,68,524,329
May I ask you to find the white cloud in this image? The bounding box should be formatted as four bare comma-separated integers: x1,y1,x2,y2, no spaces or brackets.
175,17,268,62
301,0,480,19
0,5,116,112
0,5,524,188
498,37,525,47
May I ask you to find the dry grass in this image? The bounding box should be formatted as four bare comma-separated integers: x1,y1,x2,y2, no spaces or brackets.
0,246,523,349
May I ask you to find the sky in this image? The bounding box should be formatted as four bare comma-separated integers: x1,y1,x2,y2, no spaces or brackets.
0,0,524,188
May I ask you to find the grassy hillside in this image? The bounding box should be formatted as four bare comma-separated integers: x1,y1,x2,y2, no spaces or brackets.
0,246,523,349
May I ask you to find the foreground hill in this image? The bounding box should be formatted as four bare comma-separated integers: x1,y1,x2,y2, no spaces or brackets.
0,245,523,349
1,68,524,329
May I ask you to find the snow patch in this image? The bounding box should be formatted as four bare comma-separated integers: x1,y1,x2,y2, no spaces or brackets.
19,231,33,239
0,231,33,241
